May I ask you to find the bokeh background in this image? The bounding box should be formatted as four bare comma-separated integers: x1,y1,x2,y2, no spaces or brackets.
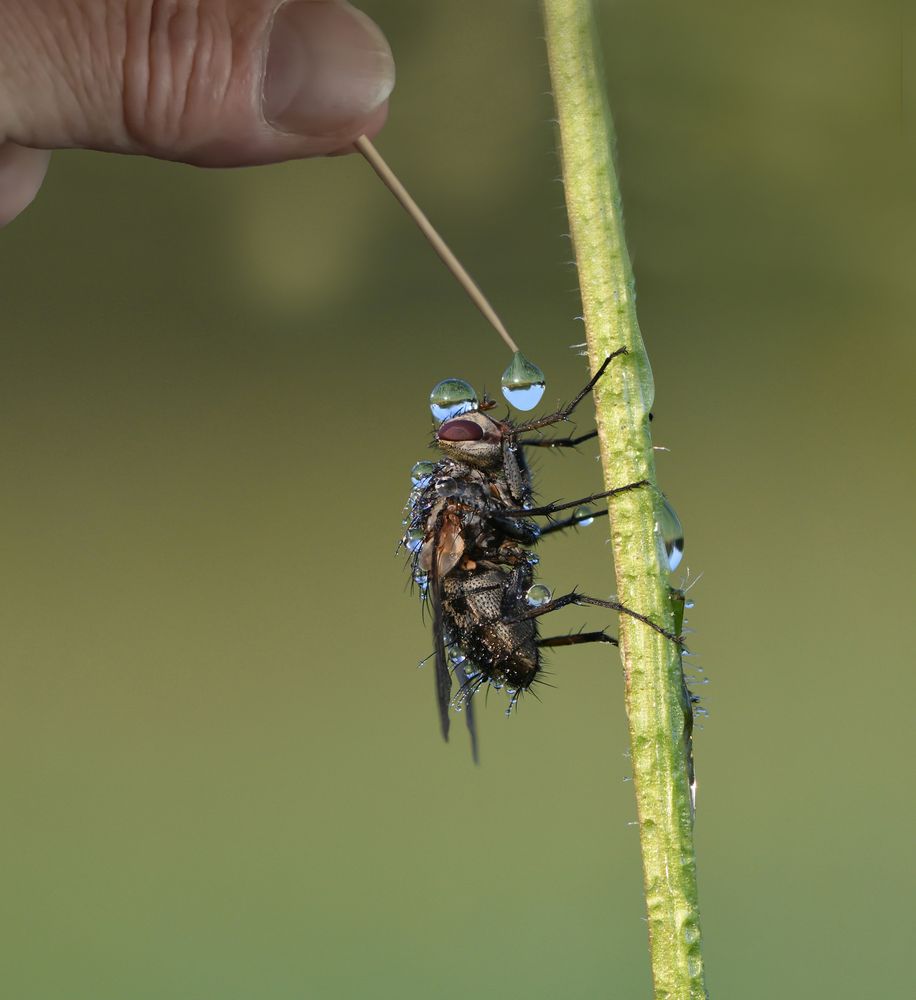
1,2,913,997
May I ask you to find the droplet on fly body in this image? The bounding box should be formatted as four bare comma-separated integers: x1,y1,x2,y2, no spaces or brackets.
526,584,552,607
410,460,435,486
657,494,685,572
573,504,595,526
448,647,466,666
429,378,478,423
405,528,424,553
500,351,546,410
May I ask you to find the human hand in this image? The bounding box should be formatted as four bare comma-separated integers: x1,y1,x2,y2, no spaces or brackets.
0,0,395,226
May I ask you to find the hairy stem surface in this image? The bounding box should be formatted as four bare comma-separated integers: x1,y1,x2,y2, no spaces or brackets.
541,3,707,997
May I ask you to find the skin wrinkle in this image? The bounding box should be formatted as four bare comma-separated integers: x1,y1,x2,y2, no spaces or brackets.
178,5,235,147
121,0,152,150
102,4,129,120
145,0,173,145
63,4,119,134
165,0,203,145
0,3,78,143
159,0,227,149
174,4,205,137
56,2,96,139
123,0,263,156
0,4,35,137
0,0,389,173
0,0,391,226
0,0,260,151
36,2,107,146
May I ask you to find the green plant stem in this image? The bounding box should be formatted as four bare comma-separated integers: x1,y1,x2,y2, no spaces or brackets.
541,3,707,997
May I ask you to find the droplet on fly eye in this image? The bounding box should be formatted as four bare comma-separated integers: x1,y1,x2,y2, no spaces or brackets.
500,351,547,410
405,528,424,553
573,504,595,526
429,378,478,423
657,494,685,572
526,584,552,607
410,460,435,486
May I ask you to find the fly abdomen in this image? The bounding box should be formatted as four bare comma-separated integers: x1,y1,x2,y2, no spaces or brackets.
442,566,541,692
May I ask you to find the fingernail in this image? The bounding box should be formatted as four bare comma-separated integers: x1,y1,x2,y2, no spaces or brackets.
264,1,395,136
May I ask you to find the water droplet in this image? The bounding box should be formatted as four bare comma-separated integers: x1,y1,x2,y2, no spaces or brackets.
429,378,478,423
410,460,435,486
526,584,552,607
448,647,466,666
404,528,424,553
573,504,594,527
657,494,685,572
500,351,546,410
526,553,540,565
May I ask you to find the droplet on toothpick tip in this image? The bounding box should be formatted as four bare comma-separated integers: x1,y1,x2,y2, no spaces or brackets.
500,351,546,410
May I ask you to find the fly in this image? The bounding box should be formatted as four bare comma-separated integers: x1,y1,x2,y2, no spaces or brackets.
402,349,682,760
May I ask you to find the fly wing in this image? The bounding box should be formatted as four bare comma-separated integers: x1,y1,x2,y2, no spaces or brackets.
429,521,451,743
418,504,464,577
452,661,480,764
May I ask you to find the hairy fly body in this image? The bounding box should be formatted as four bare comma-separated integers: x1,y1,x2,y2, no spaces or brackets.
403,350,681,759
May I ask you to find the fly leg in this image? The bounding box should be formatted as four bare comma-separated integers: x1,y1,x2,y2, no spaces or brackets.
537,507,608,537
512,348,627,434
508,591,683,646
517,430,598,449
538,630,618,648
501,479,649,519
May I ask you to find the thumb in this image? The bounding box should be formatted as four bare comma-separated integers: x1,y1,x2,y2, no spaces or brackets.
0,0,394,218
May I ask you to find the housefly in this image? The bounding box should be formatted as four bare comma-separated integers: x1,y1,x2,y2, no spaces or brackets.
402,349,683,760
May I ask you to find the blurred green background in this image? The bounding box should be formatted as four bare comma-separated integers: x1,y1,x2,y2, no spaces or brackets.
1,2,913,997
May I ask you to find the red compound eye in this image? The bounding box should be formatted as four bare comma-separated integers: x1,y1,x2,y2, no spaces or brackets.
438,419,484,442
